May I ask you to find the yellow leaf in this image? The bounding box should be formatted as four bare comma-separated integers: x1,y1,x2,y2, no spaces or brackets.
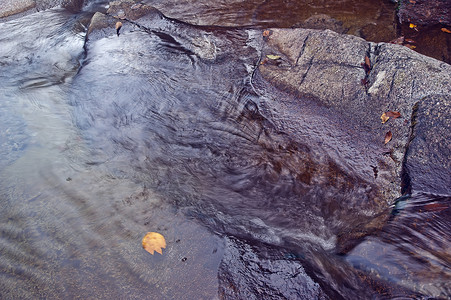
409,23,417,28
441,28,451,34
266,55,281,60
142,232,166,255
381,112,389,124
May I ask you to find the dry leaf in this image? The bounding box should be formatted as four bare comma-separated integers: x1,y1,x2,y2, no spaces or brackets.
116,21,123,36
441,28,451,34
384,131,392,144
409,23,417,29
266,55,281,60
263,30,270,37
364,56,371,70
386,111,401,118
142,232,166,255
381,112,389,124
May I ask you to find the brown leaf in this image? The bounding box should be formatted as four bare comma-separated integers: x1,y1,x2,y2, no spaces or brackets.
381,112,389,124
384,131,392,144
116,21,123,36
263,30,270,37
364,56,371,70
142,232,166,255
386,111,401,118
441,28,451,34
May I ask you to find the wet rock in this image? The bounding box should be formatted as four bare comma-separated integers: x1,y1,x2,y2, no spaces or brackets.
294,14,347,34
0,0,84,20
398,0,451,26
258,28,451,199
107,0,158,21
218,237,328,300
402,94,451,195
0,0,36,18
80,5,451,298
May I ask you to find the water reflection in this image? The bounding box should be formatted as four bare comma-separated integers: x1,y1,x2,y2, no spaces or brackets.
0,9,222,299
0,2,450,299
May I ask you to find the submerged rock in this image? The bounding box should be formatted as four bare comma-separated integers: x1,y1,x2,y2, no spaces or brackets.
398,0,451,27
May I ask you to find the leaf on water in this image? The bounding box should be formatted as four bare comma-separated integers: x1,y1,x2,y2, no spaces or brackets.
381,112,389,124
142,232,166,255
266,55,281,60
263,30,270,37
384,131,392,145
409,23,417,29
386,111,401,118
441,28,451,34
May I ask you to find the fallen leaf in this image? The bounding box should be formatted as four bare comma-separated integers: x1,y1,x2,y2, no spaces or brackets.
381,112,389,124
441,28,451,34
116,21,123,36
142,232,166,255
364,56,371,70
386,111,401,118
263,30,270,37
404,44,416,49
384,131,392,144
404,38,415,44
409,23,417,29
266,55,281,60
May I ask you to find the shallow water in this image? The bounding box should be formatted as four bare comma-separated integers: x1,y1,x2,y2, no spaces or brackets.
0,2,450,299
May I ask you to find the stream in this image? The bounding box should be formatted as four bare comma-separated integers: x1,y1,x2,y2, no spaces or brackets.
0,1,450,299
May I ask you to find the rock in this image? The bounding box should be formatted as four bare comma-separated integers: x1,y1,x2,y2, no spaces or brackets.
294,14,347,35
0,0,36,18
80,5,451,298
218,238,328,300
0,0,84,20
398,0,451,26
402,94,451,195
61,0,84,12
107,0,158,21
258,28,451,199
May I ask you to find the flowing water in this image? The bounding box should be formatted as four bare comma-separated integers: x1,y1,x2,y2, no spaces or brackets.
0,1,450,299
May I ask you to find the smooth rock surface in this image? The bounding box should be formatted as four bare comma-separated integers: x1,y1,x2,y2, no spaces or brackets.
403,94,451,195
